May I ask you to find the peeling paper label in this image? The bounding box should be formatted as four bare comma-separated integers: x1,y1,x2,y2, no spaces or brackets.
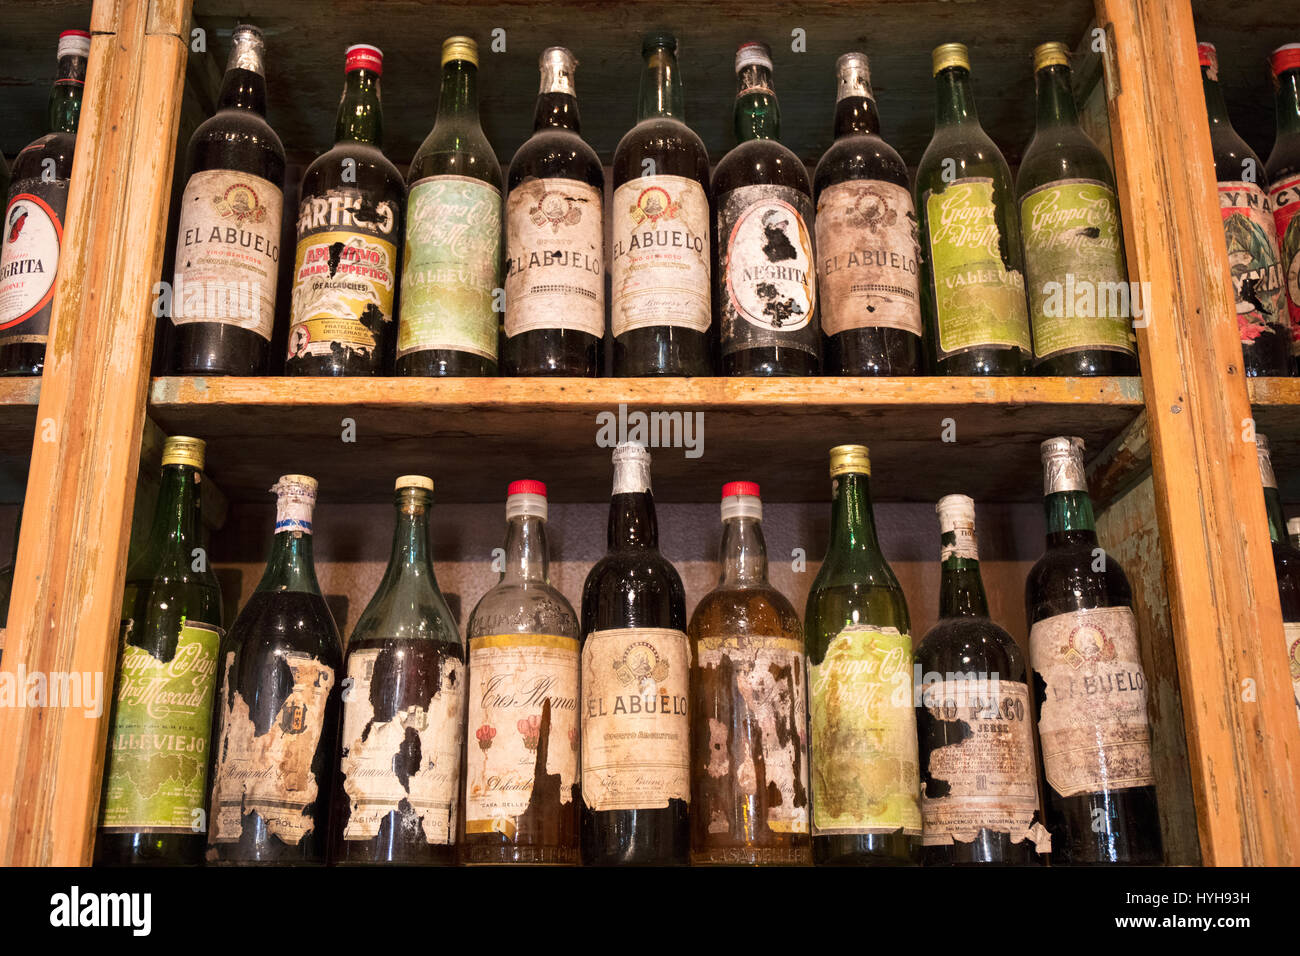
1284,621,1300,724
210,650,334,846
1219,180,1288,347
1030,606,1155,799
1268,172,1300,355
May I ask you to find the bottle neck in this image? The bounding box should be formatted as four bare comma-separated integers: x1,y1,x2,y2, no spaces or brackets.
534,89,580,132
833,95,880,138
719,516,768,587
934,66,979,128
938,553,989,619
827,472,883,554
638,45,685,122
1044,490,1098,546
217,65,268,116
258,528,321,595
1202,65,1232,130
609,491,658,550
156,463,202,562
1276,69,1300,139
1034,64,1080,129
384,493,436,582
501,514,551,584
436,58,481,125
49,53,86,134
734,64,780,142
336,68,383,145
1265,486,1287,544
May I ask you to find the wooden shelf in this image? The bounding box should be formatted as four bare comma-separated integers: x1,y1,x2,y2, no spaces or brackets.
0,379,39,503
148,375,1142,504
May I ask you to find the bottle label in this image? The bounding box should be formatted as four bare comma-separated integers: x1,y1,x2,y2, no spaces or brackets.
400,175,502,360
917,678,1047,849
504,177,604,338
338,646,466,845
465,633,580,838
0,179,68,344
1020,178,1137,360
694,635,809,836
1269,172,1300,355
209,650,335,846
287,188,399,365
809,624,922,836
581,626,690,812
172,169,282,338
924,178,1032,358
1218,181,1289,346
717,183,819,357
815,180,922,337
1029,606,1156,798
98,622,223,833
610,175,710,336
1284,621,1300,725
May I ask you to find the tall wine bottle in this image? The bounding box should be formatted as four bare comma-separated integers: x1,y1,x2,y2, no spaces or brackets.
688,481,811,865
1016,43,1138,376
462,480,581,864
207,475,342,864
0,30,89,376
1267,43,1300,374
812,52,923,375
95,437,223,865
286,44,403,376
1200,42,1291,376
1026,437,1163,864
398,37,502,377
1254,436,1300,726
916,44,1032,375
804,444,921,865
713,42,820,375
610,33,713,377
332,476,465,864
168,25,285,376
580,443,689,865
502,47,604,376
914,494,1048,865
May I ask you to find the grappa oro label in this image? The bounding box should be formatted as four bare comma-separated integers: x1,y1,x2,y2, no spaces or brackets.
1269,172,1300,356
1218,180,1288,346
0,179,68,344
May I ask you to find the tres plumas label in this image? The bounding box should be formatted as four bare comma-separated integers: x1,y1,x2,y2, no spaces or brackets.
1218,181,1288,347
581,627,689,812
1269,172,1300,355
1029,606,1155,799
0,179,68,344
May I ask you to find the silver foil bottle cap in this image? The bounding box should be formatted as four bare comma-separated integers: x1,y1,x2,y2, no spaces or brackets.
1040,436,1088,495
229,24,267,76
936,493,978,561
1256,434,1277,489
835,52,873,102
611,442,652,495
539,46,578,96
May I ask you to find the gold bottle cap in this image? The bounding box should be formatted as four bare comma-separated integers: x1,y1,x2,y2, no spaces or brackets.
442,35,478,66
829,444,871,477
161,435,205,470
932,42,970,76
1033,42,1070,72
396,474,435,492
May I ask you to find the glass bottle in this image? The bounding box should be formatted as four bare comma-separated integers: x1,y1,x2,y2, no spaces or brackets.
462,480,581,864
398,36,502,376
1254,436,1300,727
812,52,924,375
688,481,811,865
1266,43,1300,374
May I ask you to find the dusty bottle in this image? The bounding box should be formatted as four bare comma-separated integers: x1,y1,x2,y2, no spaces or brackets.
1254,436,1300,728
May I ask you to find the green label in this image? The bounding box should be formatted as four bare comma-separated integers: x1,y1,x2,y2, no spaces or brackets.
399,174,502,361
1020,179,1136,360
925,178,1032,358
99,621,222,833
809,625,922,836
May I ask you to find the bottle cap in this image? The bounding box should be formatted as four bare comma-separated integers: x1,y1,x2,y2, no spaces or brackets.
611,442,652,495
643,32,677,54
539,47,578,95
161,435,206,470
835,52,873,102
721,481,762,522
736,41,773,73
57,30,91,60
1287,516,1300,537
1040,437,1087,494
1033,42,1070,72
345,44,383,75
395,474,434,492
1197,41,1218,74
932,43,970,75
228,24,266,76
271,474,317,535
829,444,871,477
936,494,979,561
506,479,548,520
442,35,478,67
721,481,760,499
508,479,547,497
1256,434,1277,489
1270,43,1300,78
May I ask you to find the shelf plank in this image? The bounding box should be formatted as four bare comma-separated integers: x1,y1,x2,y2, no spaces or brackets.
149,376,1143,504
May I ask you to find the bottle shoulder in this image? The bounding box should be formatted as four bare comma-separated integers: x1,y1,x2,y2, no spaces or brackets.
915,615,1024,674
508,128,604,190
408,129,503,190
350,579,462,648
302,142,405,197
1265,135,1300,184
1211,127,1266,184
813,133,909,197
10,132,76,182
467,579,580,640
713,139,811,197
227,589,343,662
917,126,1012,191
1016,130,1116,197
688,582,803,642
1025,542,1133,623
191,107,286,165
612,119,710,188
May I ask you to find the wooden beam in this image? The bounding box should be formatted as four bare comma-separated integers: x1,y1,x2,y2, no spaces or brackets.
0,0,192,866
1095,0,1300,864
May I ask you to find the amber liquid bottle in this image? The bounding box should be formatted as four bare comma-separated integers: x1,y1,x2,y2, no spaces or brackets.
1254,436,1300,728
580,443,689,864
688,482,811,865
713,42,820,375
168,25,286,376
502,48,604,376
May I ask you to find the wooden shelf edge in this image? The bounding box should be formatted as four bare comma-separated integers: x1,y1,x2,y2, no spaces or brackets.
0,380,42,407
1248,377,1300,405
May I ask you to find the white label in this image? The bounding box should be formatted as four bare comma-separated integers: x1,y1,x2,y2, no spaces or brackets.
0,193,62,332
724,192,816,333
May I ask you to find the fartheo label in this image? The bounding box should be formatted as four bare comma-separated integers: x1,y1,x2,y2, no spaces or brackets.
1218,180,1288,346
0,180,68,344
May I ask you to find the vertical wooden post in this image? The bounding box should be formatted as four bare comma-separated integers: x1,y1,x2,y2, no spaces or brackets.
1096,0,1300,864
0,0,191,865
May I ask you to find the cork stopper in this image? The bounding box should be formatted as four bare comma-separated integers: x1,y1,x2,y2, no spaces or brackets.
395,474,434,492
932,42,970,75
442,35,478,67
829,444,871,477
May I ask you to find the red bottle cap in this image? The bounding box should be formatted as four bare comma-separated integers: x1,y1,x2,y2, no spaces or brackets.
721,481,760,499
1271,43,1300,77
1197,41,1217,70
345,44,384,75
59,29,91,39
508,479,547,498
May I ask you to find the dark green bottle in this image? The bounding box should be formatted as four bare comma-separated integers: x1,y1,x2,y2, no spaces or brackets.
1016,43,1138,376
95,437,224,866
916,43,1031,375
804,444,921,865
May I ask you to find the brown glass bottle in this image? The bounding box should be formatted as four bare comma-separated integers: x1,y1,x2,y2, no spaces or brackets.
502,48,604,376
610,34,713,376
713,42,820,376
168,25,286,376
689,482,811,865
